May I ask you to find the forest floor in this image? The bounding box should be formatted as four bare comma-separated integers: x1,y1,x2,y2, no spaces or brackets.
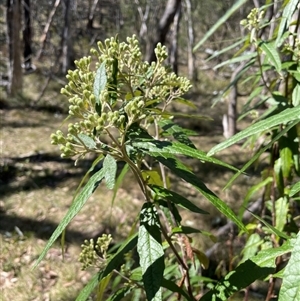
0,75,265,301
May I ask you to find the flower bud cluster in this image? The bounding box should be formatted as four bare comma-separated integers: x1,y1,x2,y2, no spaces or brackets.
240,8,264,31
78,234,113,270
52,35,192,160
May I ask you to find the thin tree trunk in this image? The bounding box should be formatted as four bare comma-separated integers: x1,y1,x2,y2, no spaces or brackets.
169,3,181,74
22,0,34,72
223,62,246,138
87,0,99,29
184,0,196,80
61,0,72,74
146,0,181,62
7,0,22,96
37,0,61,60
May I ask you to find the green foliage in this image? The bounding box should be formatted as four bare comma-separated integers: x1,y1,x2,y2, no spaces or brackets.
36,0,300,298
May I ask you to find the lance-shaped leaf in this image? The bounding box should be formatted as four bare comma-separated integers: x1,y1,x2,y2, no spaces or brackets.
279,232,300,301
103,154,117,189
137,203,164,301
132,139,239,173
150,184,208,215
33,168,105,268
208,107,300,156
94,62,107,105
151,154,246,232
259,41,282,73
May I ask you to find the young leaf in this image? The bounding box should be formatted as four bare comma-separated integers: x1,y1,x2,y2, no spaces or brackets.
279,232,300,301
75,272,100,301
259,41,282,73
150,185,208,215
94,62,107,104
103,154,117,189
289,182,300,197
33,168,105,268
208,107,300,156
76,133,97,149
137,203,164,301
275,0,300,47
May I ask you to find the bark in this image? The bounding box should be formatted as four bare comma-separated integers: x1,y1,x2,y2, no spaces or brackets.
223,62,246,138
184,0,196,80
61,0,72,74
146,0,181,62
6,0,22,96
22,0,34,72
87,0,100,29
169,2,181,74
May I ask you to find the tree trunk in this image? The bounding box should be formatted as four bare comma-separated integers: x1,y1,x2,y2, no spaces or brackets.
184,0,196,80
61,0,72,74
37,0,61,60
6,0,22,96
169,2,181,74
22,0,34,72
87,0,100,29
223,62,246,138
146,0,181,62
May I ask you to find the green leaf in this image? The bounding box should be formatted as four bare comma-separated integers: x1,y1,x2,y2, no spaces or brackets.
224,121,298,189
75,272,100,301
161,278,194,301
193,0,248,51
201,240,293,301
279,232,300,301
208,107,300,156
152,155,246,232
132,139,239,173
275,0,300,47
275,197,289,232
259,41,282,73
239,177,273,219
249,211,290,240
289,182,300,197
106,286,134,301
103,154,117,189
292,83,300,107
77,133,97,149
159,119,197,149
206,37,247,62
33,168,105,268
213,52,256,70
150,185,208,215
110,163,129,208
137,203,164,301
94,62,107,104
240,233,262,264
172,225,201,235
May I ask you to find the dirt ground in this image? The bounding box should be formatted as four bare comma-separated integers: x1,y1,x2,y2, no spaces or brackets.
0,84,263,300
